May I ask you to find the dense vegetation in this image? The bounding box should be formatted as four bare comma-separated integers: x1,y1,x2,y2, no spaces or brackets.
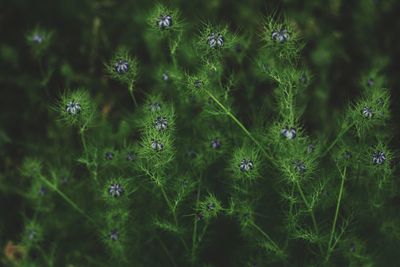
1,0,400,266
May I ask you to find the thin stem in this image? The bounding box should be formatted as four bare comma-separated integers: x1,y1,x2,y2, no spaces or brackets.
295,181,323,254
204,88,272,161
128,82,138,108
191,179,202,264
79,127,88,156
38,174,96,226
158,237,178,267
326,166,347,262
250,221,281,253
284,184,296,249
321,122,355,157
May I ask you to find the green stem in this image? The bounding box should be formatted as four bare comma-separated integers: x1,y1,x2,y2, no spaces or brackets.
295,181,323,254
251,221,281,253
321,122,355,157
204,88,272,161
326,166,347,262
284,184,296,249
158,237,178,267
160,185,189,252
128,82,138,108
191,179,202,264
38,174,96,226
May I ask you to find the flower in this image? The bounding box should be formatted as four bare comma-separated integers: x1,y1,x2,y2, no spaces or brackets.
362,107,373,119
149,102,161,112
105,152,114,160
109,229,119,241
109,183,124,197
66,101,81,115
158,15,172,29
271,29,290,43
126,152,135,161
114,60,129,74
194,79,203,88
154,116,168,131
372,151,386,165
281,127,297,140
211,139,221,149
208,33,224,48
162,73,169,81
293,160,306,174
239,159,254,172
151,140,164,151
32,34,44,44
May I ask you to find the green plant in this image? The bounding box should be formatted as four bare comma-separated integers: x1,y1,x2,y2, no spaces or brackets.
1,1,399,266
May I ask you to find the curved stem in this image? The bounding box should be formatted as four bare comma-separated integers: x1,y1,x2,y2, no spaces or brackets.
128,82,138,108
38,174,96,226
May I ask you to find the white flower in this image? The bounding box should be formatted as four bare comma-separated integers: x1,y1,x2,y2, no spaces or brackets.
158,15,172,29
66,101,81,115
208,33,224,48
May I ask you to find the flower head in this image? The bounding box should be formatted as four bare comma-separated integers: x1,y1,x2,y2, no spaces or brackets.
208,32,224,48
211,139,221,149
362,107,373,119
109,183,124,197
372,151,386,165
158,15,172,29
239,159,254,172
154,116,168,131
151,140,164,151
66,101,81,115
271,29,290,43
109,229,119,241
281,127,297,140
114,60,129,74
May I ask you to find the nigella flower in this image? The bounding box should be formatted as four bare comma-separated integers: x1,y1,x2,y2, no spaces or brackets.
105,152,114,160
293,160,306,174
207,202,215,211
32,34,44,44
239,159,254,172
372,151,386,165
158,15,172,29
154,116,168,131
194,79,203,88
66,101,81,115
307,144,315,154
367,78,374,87
195,211,204,221
109,183,124,197
109,229,119,241
162,73,169,81
281,127,297,140
149,102,161,112
38,186,46,196
211,139,221,149
362,107,373,119
344,151,352,159
114,60,129,74
28,230,36,240
300,73,308,84
208,33,224,48
271,29,290,43
126,151,135,161
151,140,164,151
